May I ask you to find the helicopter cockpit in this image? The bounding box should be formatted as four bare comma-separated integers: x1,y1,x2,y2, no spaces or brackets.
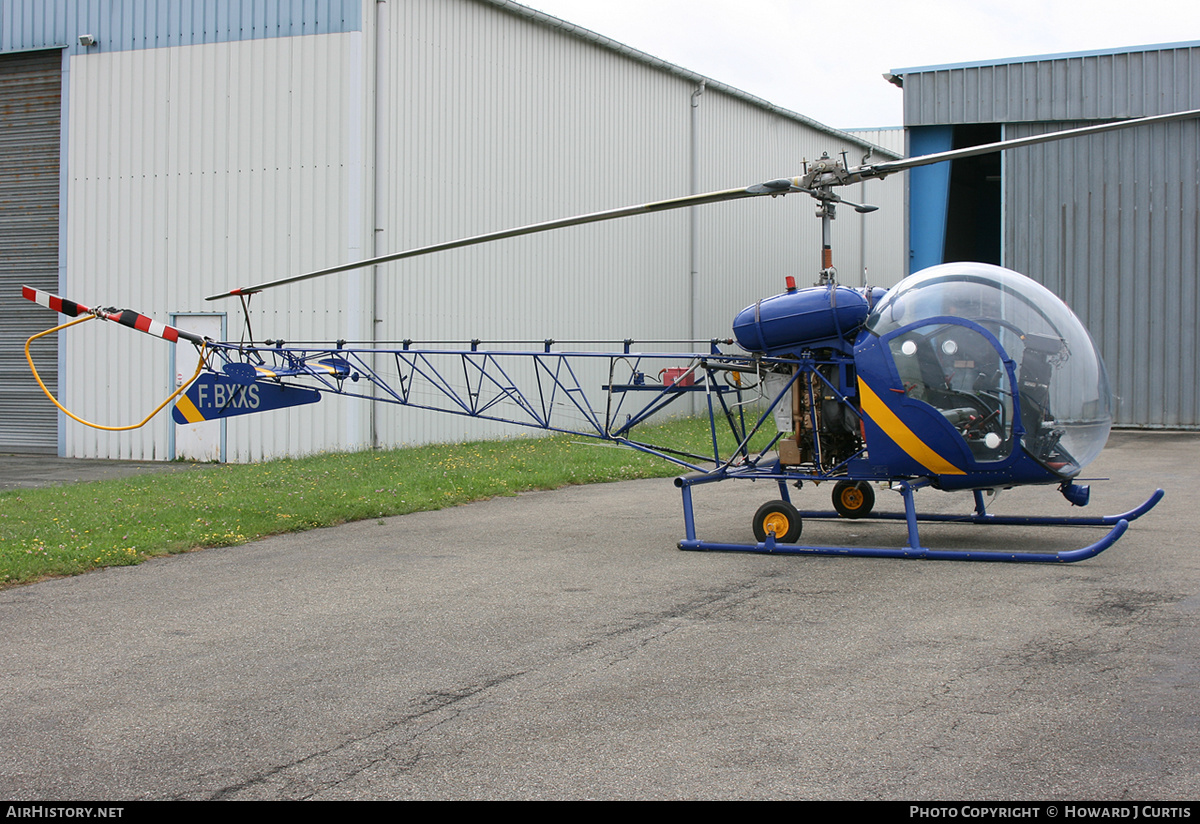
861,262,1112,477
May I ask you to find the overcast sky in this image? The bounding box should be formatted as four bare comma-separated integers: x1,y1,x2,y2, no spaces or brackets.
520,0,1200,131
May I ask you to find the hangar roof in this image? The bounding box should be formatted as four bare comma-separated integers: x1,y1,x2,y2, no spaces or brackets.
884,39,1200,126
887,39,1200,82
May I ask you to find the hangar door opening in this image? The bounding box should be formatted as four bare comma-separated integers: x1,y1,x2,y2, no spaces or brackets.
0,49,62,453
909,123,1002,273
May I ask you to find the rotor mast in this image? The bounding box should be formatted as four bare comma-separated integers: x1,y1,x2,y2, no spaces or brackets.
786,152,879,286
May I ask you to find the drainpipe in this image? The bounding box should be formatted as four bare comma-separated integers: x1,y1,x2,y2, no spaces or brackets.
689,80,705,350
369,0,387,449
859,179,868,287
859,147,872,287
689,81,705,415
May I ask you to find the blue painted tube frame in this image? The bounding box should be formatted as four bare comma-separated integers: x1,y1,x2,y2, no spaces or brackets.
195,337,1162,563
674,471,1162,563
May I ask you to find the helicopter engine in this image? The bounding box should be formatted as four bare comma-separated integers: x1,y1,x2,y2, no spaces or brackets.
732,282,878,470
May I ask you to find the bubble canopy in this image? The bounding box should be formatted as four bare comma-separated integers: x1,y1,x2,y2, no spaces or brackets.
864,262,1112,474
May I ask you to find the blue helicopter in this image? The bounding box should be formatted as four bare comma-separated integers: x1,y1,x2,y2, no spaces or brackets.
26,111,1191,562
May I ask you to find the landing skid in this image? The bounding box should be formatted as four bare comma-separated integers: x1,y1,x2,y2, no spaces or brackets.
675,476,1164,564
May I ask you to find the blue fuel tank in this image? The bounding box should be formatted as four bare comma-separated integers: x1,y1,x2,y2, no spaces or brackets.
733,284,870,353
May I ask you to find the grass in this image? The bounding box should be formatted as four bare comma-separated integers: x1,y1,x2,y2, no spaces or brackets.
0,415,774,588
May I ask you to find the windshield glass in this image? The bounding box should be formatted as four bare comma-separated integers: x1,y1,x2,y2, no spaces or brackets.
866,262,1111,473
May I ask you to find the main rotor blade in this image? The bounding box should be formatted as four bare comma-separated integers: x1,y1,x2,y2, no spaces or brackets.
205,184,795,300
852,108,1200,180
207,108,1200,301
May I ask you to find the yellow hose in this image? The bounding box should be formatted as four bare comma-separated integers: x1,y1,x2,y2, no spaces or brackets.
25,314,207,431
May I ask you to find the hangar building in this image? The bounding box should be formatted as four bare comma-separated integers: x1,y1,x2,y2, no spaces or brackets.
890,41,1200,428
0,0,903,461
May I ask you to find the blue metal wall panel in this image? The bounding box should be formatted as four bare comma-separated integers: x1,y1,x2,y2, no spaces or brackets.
0,0,361,56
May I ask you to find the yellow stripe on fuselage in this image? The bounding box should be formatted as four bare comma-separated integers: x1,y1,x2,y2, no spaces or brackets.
858,378,965,476
174,393,207,424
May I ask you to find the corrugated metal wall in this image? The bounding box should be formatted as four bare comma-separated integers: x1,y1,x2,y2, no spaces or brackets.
367,0,905,449
901,43,1200,126
845,127,905,156
2,0,368,460
898,42,1200,427
0,48,61,453
62,32,369,460
371,0,688,446
1004,118,1200,427
7,0,905,460
0,0,361,55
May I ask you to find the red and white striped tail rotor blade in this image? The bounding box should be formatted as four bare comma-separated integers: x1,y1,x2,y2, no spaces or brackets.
22,285,206,345
98,307,205,344
22,285,94,318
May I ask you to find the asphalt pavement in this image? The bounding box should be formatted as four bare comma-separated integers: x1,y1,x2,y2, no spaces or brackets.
0,453,205,490
1,431,1197,799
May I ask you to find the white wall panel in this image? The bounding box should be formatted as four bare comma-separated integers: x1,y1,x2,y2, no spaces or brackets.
63,32,370,460
690,90,906,349
370,0,693,448
57,0,904,459
366,0,904,450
